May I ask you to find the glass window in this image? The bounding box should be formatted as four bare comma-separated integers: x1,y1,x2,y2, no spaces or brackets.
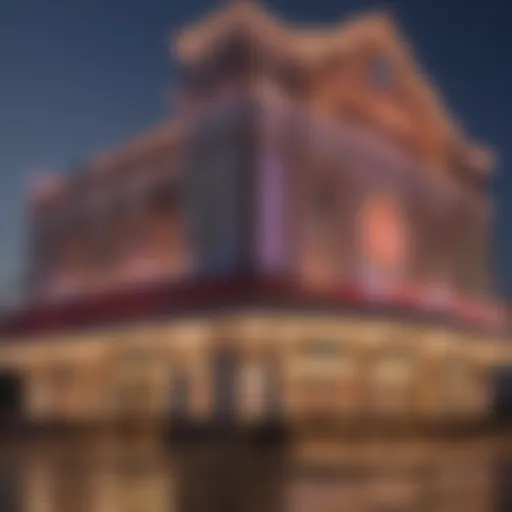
312,171,338,221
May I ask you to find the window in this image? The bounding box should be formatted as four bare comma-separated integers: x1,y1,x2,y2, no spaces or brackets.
301,340,341,358
369,55,394,91
360,192,408,281
301,378,338,395
374,351,412,385
121,347,155,366
312,172,338,221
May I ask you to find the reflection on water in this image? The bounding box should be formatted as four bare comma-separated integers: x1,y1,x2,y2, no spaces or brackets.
0,432,510,511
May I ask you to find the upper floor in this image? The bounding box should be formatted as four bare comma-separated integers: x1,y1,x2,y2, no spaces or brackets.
22,2,500,324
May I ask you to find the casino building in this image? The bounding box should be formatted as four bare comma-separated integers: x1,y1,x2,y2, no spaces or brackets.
0,2,509,429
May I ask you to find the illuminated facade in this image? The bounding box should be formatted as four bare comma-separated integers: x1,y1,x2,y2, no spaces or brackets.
0,3,510,428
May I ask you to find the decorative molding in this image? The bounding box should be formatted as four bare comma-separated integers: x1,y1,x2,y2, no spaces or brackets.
173,2,495,177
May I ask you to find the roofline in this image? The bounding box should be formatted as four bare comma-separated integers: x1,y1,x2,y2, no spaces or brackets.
1,275,507,340
172,2,496,177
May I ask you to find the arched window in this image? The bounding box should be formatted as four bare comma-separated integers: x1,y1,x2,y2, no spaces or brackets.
169,369,190,422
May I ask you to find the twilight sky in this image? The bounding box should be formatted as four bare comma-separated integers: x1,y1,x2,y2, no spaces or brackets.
0,0,511,302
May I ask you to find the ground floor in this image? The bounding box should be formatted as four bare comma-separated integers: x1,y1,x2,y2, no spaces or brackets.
0,312,508,427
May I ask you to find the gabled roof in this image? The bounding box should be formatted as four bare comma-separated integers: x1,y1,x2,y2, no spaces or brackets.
172,1,495,176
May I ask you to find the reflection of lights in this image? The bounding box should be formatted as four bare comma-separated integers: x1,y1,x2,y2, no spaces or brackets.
287,478,363,512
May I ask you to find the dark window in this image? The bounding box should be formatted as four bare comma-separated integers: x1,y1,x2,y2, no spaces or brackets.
312,171,338,221
0,373,23,417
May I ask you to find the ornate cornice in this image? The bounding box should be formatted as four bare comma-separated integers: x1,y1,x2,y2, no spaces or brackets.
173,1,495,177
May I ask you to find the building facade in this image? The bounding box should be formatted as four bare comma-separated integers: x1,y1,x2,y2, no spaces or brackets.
0,2,510,428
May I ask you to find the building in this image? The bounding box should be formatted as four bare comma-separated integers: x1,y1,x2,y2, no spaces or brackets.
19,436,505,511
0,2,510,429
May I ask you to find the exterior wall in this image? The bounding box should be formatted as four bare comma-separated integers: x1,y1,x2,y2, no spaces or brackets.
0,313,505,426
26,90,494,307
287,438,497,511
27,130,186,300
280,103,491,301
183,95,253,276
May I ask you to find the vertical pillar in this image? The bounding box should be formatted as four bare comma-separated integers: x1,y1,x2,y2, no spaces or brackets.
272,317,300,423
25,367,52,423
176,322,213,423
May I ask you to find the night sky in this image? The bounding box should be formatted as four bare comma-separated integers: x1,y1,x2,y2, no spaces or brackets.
0,0,511,302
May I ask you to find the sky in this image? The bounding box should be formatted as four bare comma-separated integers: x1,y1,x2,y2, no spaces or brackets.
0,0,511,302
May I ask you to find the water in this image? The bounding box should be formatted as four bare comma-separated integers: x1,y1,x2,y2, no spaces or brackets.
0,432,510,511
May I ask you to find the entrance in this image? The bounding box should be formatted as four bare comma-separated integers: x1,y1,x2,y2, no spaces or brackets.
0,372,24,424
